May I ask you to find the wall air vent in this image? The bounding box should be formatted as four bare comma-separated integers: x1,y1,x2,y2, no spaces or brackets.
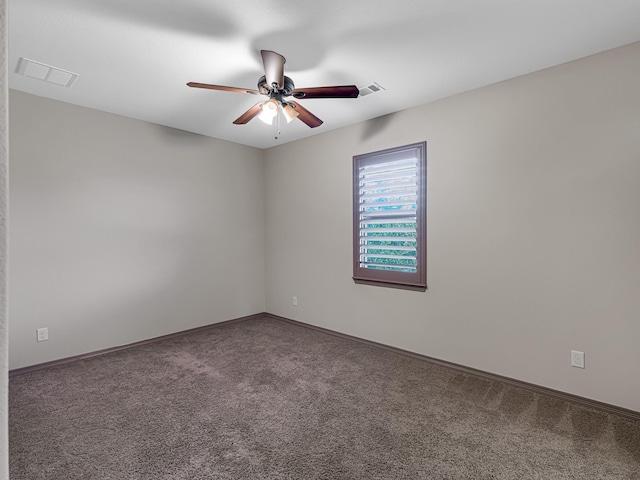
358,82,385,97
16,57,78,88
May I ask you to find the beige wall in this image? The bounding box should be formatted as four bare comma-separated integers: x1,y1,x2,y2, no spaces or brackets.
9,91,266,369
264,42,640,411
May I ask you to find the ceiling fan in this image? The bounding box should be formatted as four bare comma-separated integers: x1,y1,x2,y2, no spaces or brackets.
187,50,359,129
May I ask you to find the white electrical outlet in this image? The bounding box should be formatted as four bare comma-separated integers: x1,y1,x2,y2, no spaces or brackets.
36,327,49,342
571,350,585,368
292,296,298,306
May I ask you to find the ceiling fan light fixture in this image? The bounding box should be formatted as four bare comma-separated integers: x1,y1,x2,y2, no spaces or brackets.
282,103,299,123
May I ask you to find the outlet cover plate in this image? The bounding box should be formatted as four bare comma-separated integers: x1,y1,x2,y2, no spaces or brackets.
571,350,585,368
36,327,49,342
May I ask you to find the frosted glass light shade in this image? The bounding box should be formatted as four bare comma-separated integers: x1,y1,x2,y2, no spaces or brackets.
282,104,299,123
259,99,279,124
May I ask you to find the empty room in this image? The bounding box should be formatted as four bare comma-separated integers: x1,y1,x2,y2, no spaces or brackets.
2,1,640,478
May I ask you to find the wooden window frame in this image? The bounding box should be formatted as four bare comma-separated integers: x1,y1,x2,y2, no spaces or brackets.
352,141,427,291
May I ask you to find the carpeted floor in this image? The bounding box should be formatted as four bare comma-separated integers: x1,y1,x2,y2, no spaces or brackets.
9,316,640,479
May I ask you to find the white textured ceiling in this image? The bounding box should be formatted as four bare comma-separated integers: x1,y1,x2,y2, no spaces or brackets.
8,0,640,149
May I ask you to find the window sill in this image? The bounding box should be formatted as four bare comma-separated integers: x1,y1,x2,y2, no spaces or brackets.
353,277,427,292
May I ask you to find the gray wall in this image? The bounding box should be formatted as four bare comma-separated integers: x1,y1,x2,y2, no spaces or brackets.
9,91,266,369
264,42,640,412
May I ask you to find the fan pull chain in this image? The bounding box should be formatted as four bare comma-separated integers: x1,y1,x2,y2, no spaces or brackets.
275,107,281,140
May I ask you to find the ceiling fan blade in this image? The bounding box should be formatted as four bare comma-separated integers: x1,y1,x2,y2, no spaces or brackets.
233,102,264,125
289,101,323,128
261,50,285,90
290,85,360,99
187,82,259,95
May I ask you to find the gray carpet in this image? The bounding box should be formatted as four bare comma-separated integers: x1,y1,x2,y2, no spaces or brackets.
9,316,640,479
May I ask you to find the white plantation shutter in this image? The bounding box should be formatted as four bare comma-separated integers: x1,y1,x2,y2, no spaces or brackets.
358,157,418,272
353,142,426,290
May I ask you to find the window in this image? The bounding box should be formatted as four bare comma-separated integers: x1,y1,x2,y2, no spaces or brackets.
352,141,426,291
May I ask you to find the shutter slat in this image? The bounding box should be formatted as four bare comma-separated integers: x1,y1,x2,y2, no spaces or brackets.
360,219,416,225
360,171,417,184
360,255,417,262
360,208,416,218
361,219,414,224
360,192,417,202
359,199,416,208
360,227,415,234
360,245,416,252
360,180,417,193
360,159,416,174
359,261,417,271
361,236,417,243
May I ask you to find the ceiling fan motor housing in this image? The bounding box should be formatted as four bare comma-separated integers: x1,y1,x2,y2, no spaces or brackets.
258,75,295,97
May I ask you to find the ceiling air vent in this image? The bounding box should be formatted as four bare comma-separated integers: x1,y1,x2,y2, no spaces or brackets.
16,57,78,88
359,82,385,97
